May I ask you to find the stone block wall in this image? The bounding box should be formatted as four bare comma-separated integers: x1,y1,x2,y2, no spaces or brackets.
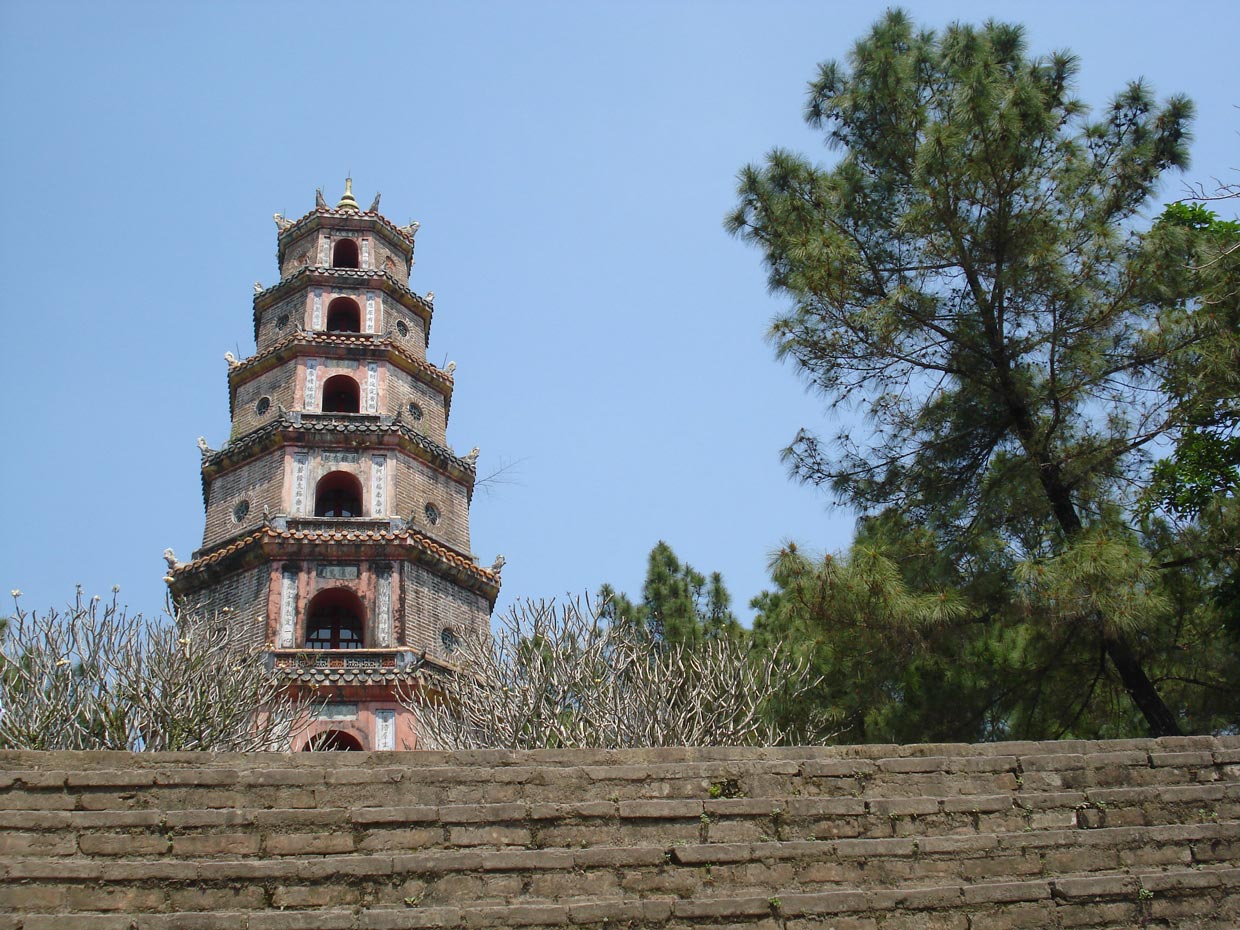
1,737,1236,928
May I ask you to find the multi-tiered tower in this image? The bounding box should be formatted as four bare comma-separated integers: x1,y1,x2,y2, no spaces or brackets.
167,180,501,751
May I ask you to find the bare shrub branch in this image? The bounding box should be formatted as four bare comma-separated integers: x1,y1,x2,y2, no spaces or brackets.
0,589,316,751
398,596,822,749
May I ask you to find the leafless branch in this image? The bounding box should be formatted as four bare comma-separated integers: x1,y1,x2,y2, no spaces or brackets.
398,596,821,749
0,589,317,751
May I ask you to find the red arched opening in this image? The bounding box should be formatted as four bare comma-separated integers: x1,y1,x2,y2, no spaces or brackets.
303,730,363,751
304,588,365,650
322,374,360,413
314,471,363,518
325,297,361,333
331,239,359,269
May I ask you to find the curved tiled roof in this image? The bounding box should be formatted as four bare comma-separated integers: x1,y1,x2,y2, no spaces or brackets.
202,412,474,478
277,206,416,248
170,525,499,591
229,331,453,394
270,526,494,583
275,660,456,688
278,664,413,686
176,528,268,571
254,267,431,315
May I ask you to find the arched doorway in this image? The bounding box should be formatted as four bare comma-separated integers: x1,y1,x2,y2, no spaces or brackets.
331,239,359,269
325,296,361,332
314,471,363,518
304,588,365,650
322,374,360,413
303,730,363,751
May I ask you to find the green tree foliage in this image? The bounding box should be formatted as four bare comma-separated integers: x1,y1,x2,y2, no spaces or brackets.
1147,200,1240,518
729,10,1238,738
1143,195,1240,653
600,541,743,645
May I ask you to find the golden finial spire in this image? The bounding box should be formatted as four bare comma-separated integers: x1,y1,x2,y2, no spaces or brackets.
336,177,360,212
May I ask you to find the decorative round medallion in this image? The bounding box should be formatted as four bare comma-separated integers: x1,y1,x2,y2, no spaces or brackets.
255,396,271,415
441,628,460,653
396,320,409,337
275,313,290,330
232,499,250,523
408,402,423,421
424,502,441,525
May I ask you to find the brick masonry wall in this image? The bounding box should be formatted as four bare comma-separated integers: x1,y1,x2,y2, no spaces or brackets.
401,561,491,656
366,236,410,283
230,360,297,438
382,305,426,360
385,368,448,446
255,294,307,352
201,449,285,548
277,228,319,280
393,451,471,553
276,224,411,284
178,563,271,651
0,738,1236,928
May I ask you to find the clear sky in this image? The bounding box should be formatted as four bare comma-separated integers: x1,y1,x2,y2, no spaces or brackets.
2,1,1236,623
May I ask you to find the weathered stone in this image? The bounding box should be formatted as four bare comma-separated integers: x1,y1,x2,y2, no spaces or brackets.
0,739,1233,926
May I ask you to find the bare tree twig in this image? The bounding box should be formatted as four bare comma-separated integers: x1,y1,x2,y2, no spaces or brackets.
398,596,822,749
1,589,317,751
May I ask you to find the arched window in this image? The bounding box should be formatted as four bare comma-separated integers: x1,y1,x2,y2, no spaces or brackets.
304,588,365,650
325,297,361,333
332,239,359,269
303,730,363,751
314,471,363,518
322,374,360,413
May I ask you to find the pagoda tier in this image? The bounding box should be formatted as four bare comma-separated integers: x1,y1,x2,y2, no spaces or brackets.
167,180,501,751
252,267,434,355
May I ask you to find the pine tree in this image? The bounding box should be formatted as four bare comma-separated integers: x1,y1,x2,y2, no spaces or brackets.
600,542,742,645
728,11,1204,735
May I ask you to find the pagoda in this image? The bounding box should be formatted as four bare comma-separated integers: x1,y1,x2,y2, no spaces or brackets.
166,180,501,750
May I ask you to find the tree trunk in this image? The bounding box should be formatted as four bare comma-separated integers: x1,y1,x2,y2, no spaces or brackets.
1100,633,1182,737
1000,381,1183,737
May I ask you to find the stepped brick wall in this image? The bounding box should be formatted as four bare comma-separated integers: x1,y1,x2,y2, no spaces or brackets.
1,737,1237,929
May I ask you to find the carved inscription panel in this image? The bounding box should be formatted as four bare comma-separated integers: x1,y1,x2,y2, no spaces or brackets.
292,453,309,515
279,569,298,648
304,360,318,411
375,565,393,647
375,709,395,750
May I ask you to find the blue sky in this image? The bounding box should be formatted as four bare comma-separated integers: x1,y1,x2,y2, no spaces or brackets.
2,1,1237,623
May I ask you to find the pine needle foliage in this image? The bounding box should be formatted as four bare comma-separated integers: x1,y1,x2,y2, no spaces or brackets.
728,10,1229,737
